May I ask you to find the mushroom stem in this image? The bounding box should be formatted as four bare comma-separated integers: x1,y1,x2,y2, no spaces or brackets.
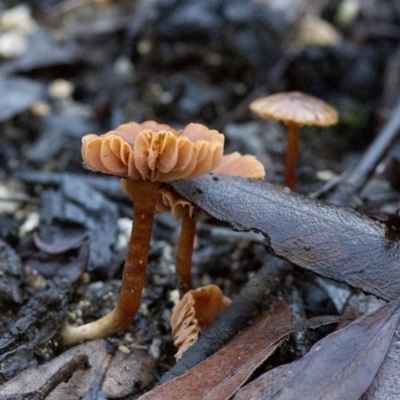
176,214,196,293
284,121,300,191
61,179,160,345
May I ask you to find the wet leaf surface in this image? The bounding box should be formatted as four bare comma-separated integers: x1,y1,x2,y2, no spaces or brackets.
233,301,400,400
172,174,400,300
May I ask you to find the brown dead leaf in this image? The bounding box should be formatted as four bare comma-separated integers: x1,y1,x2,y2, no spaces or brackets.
138,301,339,400
233,300,400,400
172,175,400,301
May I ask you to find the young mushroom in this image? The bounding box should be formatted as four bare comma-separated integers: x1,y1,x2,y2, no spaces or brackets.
61,120,224,345
250,91,338,191
156,152,265,293
170,284,232,360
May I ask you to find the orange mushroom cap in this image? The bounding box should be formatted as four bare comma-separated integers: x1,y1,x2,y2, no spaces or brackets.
249,91,338,127
155,152,265,220
212,151,265,178
81,121,225,182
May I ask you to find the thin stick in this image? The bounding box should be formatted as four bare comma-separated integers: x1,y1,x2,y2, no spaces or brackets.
1,355,89,400
328,96,400,206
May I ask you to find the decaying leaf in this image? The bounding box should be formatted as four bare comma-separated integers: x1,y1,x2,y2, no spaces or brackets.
233,301,400,400
360,323,400,399
0,354,89,400
0,340,156,399
139,301,339,400
172,174,400,301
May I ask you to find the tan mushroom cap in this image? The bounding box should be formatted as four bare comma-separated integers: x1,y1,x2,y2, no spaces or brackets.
250,91,338,127
212,151,265,178
81,120,224,182
155,152,265,220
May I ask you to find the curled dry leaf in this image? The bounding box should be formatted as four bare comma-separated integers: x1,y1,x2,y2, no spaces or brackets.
82,120,224,182
171,284,231,360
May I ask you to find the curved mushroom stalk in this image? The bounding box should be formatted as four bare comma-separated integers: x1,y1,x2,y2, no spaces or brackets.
61,179,160,345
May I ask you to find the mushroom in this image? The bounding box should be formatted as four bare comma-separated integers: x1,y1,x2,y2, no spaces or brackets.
157,152,265,292
170,284,231,360
61,120,224,345
250,91,338,191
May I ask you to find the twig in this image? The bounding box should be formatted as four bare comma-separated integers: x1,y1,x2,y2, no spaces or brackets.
326,95,400,207
0,354,89,400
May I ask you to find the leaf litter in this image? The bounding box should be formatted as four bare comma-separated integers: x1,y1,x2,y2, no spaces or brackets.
233,300,400,400
139,301,340,400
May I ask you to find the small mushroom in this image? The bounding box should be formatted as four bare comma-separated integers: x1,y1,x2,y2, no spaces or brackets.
250,91,338,191
61,121,224,345
157,152,265,292
170,284,231,360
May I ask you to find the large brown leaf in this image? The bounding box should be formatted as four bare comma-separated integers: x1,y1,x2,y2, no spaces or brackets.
232,300,400,400
172,175,400,301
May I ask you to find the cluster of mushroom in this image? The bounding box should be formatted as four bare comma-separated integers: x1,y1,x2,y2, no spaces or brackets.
61,90,337,348
61,120,265,346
